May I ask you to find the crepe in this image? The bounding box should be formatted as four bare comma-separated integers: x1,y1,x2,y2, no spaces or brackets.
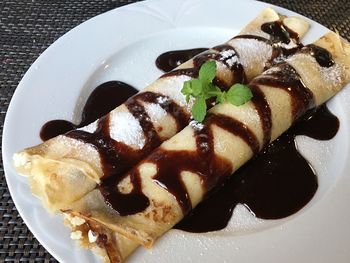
64,32,350,262
13,8,309,212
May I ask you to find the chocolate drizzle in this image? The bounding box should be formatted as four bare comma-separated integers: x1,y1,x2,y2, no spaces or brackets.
302,44,335,67
39,23,340,229
156,48,208,72
234,20,301,67
176,104,338,232
150,60,317,217
261,20,298,44
151,114,260,214
100,169,150,216
250,85,272,146
252,62,315,122
67,90,190,178
160,45,246,89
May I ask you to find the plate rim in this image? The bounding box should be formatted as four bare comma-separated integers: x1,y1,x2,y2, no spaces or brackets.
3,0,348,262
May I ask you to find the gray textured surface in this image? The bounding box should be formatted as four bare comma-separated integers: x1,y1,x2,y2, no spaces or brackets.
0,0,349,262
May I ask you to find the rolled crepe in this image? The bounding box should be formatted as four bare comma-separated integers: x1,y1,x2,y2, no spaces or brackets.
65,32,350,262
13,8,309,212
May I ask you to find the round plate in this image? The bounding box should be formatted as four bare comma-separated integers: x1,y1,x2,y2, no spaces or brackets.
3,0,350,262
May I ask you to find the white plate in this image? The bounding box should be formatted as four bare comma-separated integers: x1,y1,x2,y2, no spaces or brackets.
3,0,350,262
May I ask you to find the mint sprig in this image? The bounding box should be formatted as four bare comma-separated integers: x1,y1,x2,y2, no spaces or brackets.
181,60,253,122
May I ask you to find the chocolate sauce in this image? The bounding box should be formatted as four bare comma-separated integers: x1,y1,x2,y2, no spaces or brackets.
156,48,208,72
160,45,246,87
250,85,272,146
39,27,340,229
175,104,338,232
40,81,138,141
252,62,315,122
261,21,298,44
100,170,150,216
67,90,190,178
234,21,301,68
293,105,339,139
151,114,260,214
40,120,76,141
303,44,335,67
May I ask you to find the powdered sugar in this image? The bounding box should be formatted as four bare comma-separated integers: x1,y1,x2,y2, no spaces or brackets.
154,75,192,108
280,40,298,50
109,111,145,149
156,95,169,104
219,49,239,67
190,120,204,131
229,38,272,71
226,56,239,67
78,120,97,133
320,63,343,84
220,49,235,59
144,103,167,123
287,53,344,85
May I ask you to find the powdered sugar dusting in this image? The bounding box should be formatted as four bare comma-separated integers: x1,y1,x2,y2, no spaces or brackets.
156,96,168,104
229,38,272,71
109,111,145,149
320,63,343,84
61,135,98,156
287,53,344,85
280,40,298,50
78,120,98,133
155,75,192,108
226,56,238,67
190,120,204,131
144,103,167,123
220,49,235,59
219,49,238,67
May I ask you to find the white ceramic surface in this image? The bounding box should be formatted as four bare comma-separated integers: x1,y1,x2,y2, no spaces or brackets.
3,0,350,262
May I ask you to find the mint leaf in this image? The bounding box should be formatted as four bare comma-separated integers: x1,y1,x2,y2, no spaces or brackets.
181,81,192,95
207,84,221,97
181,60,253,123
199,61,216,83
216,91,226,104
191,79,203,96
226,84,253,106
192,97,207,122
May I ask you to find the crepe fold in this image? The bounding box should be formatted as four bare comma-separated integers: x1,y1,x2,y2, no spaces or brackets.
13,8,309,213
65,32,350,262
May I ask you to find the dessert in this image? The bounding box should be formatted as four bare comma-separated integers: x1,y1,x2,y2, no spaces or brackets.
63,32,350,262
13,8,309,212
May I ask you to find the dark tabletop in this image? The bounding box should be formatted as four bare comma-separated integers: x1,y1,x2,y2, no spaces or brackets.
0,0,349,262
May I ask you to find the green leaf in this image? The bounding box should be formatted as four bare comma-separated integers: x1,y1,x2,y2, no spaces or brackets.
181,58,252,123
192,97,207,122
191,79,203,96
207,84,221,97
216,91,226,104
199,61,216,83
226,84,253,106
181,81,192,95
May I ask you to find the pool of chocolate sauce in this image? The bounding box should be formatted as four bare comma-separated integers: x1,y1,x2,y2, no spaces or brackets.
40,81,138,141
40,42,339,233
